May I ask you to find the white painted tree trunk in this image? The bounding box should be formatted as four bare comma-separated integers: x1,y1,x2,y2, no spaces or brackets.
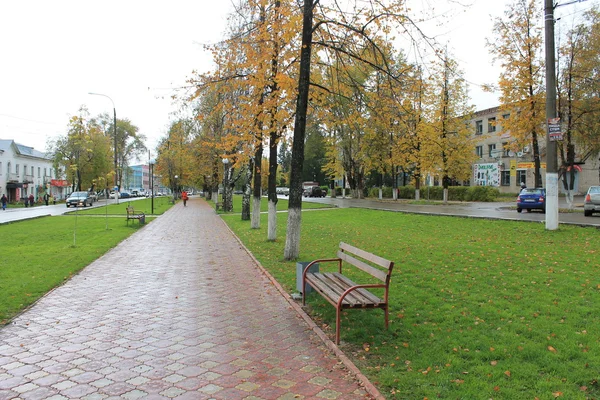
268,200,277,241
393,188,398,200
443,188,448,204
212,190,218,203
415,189,420,201
564,190,574,210
251,195,261,229
378,188,383,199
284,207,302,260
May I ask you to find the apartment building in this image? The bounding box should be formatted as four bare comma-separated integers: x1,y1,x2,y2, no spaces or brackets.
0,140,63,202
470,106,598,195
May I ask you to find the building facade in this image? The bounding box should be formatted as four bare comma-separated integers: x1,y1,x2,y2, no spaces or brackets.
470,106,599,195
0,140,64,202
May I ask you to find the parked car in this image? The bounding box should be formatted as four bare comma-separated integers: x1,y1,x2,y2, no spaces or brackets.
305,186,326,198
583,186,600,216
66,191,93,208
516,188,546,213
276,187,290,196
120,191,131,199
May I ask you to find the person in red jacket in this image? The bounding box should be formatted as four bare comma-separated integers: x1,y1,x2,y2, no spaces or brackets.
181,191,188,207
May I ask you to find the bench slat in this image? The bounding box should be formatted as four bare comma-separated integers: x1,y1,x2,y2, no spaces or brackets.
306,272,383,307
319,273,378,306
340,242,393,269
337,251,389,282
330,273,384,305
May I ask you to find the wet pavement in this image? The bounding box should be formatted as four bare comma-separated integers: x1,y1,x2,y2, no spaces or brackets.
0,198,376,399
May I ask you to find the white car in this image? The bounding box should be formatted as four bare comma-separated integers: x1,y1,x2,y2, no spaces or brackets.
276,187,290,196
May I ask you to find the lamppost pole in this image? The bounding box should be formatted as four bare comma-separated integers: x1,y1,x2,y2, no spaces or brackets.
88,92,118,191
544,0,559,230
149,158,155,215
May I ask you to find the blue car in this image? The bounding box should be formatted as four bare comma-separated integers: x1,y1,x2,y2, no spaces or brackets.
516,188,546,213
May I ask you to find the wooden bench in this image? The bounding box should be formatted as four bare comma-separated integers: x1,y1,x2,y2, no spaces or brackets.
126,206,145,225
302,242,395,344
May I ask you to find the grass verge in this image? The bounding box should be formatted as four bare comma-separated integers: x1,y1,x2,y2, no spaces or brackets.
223,208,600,399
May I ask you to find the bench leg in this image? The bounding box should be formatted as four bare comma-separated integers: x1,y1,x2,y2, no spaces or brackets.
335,307,341,345
384,306,389,329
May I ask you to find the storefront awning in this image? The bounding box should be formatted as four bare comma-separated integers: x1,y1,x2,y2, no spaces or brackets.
6,183,23,189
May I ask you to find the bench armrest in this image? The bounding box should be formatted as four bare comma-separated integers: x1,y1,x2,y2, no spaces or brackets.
338,283,387,307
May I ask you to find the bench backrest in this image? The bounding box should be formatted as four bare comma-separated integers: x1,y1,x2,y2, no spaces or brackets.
337,241,394,283
126,206,134,214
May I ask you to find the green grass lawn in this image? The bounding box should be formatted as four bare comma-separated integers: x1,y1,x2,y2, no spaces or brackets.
207,195,334,213
223,208,600,399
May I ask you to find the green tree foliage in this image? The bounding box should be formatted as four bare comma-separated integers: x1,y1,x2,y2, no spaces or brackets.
488,0,545,188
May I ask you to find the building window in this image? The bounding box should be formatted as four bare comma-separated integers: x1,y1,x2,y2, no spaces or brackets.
38,167,41,177
502,142,510,157
517,170,526,186
31,166,34,176
16,164,19,175
488,117,496,132
0,162,2,175
44,168,47,177
488,144,496,157
475,120,483,135
501,171,510,186
502,113,510,120
475,146,483,157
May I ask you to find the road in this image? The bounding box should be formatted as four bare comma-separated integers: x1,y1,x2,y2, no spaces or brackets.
299,194,600,228
0,196,145,225
3,194,600,228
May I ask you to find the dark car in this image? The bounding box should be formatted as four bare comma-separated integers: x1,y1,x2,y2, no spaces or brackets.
306,186,326,198
583,186,600,216
516,188,546,213
66,191,93,208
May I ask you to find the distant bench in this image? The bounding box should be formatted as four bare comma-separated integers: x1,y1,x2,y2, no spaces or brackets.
302,242,395,344
215,202,223,211
126,206,145,225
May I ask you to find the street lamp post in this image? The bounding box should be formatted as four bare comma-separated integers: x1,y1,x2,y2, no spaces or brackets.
174,175,179,200
222,158,230,211
149,159,155,215
88,92,118,192
544,0,559,230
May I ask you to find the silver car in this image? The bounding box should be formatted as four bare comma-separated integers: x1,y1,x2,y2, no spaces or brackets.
583,186,600,216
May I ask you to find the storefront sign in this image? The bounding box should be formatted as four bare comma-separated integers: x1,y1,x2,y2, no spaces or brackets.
517,162,547,169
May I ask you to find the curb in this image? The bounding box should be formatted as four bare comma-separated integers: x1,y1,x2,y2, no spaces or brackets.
218,216,386,400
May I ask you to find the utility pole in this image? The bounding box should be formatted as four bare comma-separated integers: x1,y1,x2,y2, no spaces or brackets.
544,0,589,230
544,0,559,230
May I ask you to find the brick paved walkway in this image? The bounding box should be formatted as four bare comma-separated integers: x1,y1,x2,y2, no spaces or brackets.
0,198,376,399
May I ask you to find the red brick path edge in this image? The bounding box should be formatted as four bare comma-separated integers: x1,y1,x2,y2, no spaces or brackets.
219,217,386,400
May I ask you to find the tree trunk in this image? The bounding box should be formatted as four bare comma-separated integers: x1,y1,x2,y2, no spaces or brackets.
252,146,263,229
284,0,314,260
242,160,253,220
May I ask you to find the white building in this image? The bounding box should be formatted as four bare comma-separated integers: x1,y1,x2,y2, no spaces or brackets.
0,140,64,203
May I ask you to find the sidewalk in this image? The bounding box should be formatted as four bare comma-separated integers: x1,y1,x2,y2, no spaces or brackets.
0,199,377,399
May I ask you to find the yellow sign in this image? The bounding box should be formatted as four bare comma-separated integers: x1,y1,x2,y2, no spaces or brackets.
517,162,547,169
510,160,516,177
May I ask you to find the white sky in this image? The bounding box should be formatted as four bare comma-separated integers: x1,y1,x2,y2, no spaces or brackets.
0,0,597,157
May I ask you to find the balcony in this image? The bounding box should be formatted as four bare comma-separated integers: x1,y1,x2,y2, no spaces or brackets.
7,173,19,182
23,174,34,183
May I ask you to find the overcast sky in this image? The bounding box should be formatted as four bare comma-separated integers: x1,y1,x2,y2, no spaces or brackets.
0,0,597,157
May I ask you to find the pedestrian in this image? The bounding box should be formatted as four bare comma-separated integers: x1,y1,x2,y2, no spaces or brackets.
50,194,55,205
43,192,49,206
28,194,34,207
520,182,527,191
1,194,7,211
181,190,188,207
